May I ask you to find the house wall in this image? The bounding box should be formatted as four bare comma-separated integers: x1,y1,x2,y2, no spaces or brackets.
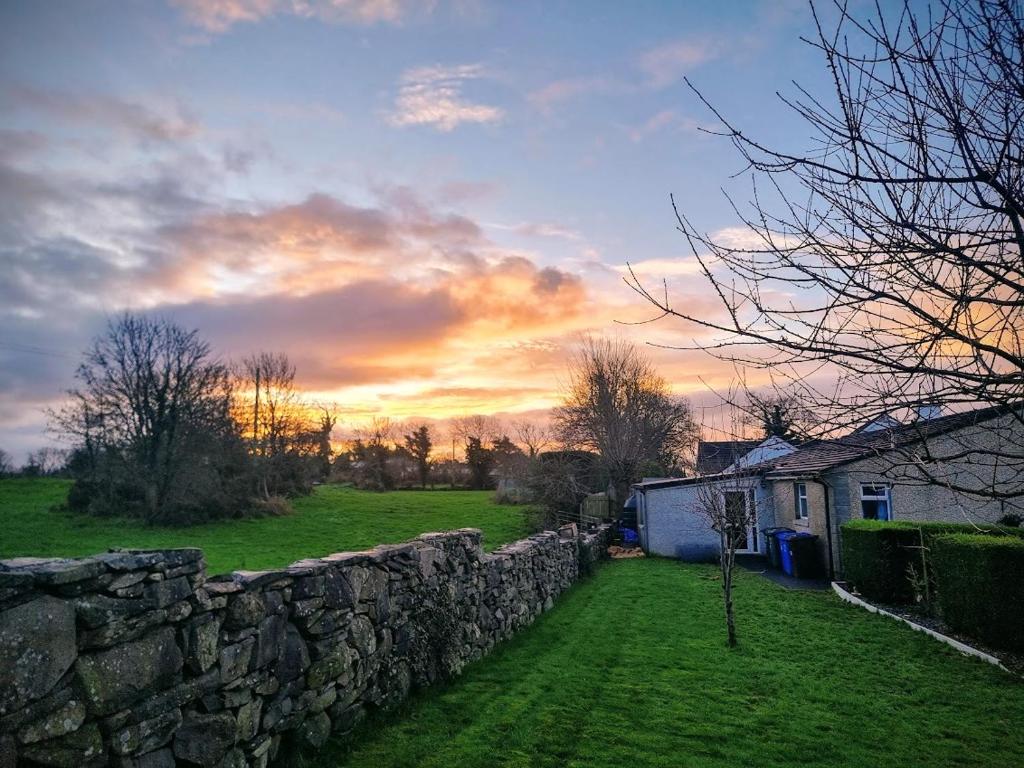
642,485,719,560
770,480,832,570
838,412,1022,525
641,478,774,561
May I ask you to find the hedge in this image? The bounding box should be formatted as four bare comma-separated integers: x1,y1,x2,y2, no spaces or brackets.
840,520,1024,604
932,533,1024,653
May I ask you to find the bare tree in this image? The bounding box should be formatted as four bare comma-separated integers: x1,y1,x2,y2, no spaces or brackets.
23,447,69,476
52,314,241,522
450,415,501,449
234,352,318,497
512,420,552,458
629,0,1024,508
553,337,699,502
0,449,12,477
695,477,762,647
351,417,395,490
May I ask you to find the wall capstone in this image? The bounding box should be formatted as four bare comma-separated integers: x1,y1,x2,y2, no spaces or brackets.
0,525,611,767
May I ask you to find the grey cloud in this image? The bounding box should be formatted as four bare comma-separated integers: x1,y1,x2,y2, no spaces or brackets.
2,85,201,144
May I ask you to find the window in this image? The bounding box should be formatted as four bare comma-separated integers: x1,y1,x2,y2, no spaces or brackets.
794,483,809,520
861,484,892,520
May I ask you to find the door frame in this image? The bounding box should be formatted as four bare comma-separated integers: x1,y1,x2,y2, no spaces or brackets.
723,489,759,554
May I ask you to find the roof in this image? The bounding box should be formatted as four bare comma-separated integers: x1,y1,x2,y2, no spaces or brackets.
722,436,795,472
633,402,1019,491
763,403,1018,478
695,440,761,475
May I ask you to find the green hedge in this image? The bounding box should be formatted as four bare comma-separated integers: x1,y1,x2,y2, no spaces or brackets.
932,534,1024,653
840,520,1024,604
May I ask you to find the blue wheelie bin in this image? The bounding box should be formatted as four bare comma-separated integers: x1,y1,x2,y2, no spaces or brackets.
763,527,794,570
776,530,799,575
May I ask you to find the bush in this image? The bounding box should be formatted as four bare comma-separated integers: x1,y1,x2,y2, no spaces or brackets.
841,520,1024,604
932,533,1024,652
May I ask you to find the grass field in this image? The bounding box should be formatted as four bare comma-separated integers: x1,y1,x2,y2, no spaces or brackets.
318,558,1024,768
0,479,533,575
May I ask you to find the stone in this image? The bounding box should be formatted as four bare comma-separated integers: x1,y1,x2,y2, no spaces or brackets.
321,569,355,610
358,568,388,606
202,581,242,597
295,712,331,750
277,626,310,683
20,722,104,767
0,596,77,715
0,735,15,768
328,704,364,735
19,559,106,587
306,645,350,689
232,571,290,590
146,577,192,609
184,616,221,674
0,684,73,734
115,747,175,768
215,747,245,768
291,575,325,600
299,608,349,636
110,708,182,756
348,616,376,658
79,609,168,650
219,638,255,683
74,594,152,628
16,699,86,745
224,592,264,630
254,614,286,668
310,686,337,713
107,571,148,591
172,712,236,767
167,600,193,622
234,698,262,742
159,549,203,567
94,552,164,571
74,627,183,715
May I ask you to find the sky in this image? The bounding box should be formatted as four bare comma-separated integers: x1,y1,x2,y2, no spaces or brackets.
0,0,840,461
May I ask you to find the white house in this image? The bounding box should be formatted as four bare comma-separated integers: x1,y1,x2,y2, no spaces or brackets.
634,438,795,560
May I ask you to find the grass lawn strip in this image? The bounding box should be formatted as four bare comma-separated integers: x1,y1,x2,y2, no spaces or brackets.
0,479,532,574
315,559,1024,768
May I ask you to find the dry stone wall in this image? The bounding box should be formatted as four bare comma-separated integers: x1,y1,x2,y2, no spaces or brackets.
0,525,611,768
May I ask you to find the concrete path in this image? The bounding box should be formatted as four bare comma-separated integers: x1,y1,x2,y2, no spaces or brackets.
735,555,831,590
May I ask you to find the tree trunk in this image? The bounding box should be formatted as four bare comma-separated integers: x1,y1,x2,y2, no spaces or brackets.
720,529,738,647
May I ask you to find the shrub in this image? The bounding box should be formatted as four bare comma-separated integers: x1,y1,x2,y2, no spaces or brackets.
840,520,1024,604
932,533,1024,653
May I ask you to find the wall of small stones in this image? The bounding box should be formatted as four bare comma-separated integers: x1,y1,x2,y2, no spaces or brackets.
0,525,611,768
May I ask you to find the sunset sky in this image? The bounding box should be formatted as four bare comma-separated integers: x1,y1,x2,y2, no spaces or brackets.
0,0,836,460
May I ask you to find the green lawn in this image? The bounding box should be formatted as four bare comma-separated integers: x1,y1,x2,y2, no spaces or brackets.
0,479,532,575
318,558,1024,768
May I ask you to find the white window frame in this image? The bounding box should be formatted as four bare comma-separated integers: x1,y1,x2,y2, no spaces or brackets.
860,483,893,520
794,482,809,520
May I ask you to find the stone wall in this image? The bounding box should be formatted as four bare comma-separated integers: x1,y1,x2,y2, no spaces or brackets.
0,525,611,768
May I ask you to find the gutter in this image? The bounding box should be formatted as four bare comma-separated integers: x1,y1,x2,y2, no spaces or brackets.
812,477,836,581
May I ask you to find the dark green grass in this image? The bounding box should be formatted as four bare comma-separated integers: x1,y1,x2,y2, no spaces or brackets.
0,479,532,575
317,558,1024,768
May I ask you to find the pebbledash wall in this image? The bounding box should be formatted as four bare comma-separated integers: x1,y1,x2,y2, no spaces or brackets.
0,525,611,768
